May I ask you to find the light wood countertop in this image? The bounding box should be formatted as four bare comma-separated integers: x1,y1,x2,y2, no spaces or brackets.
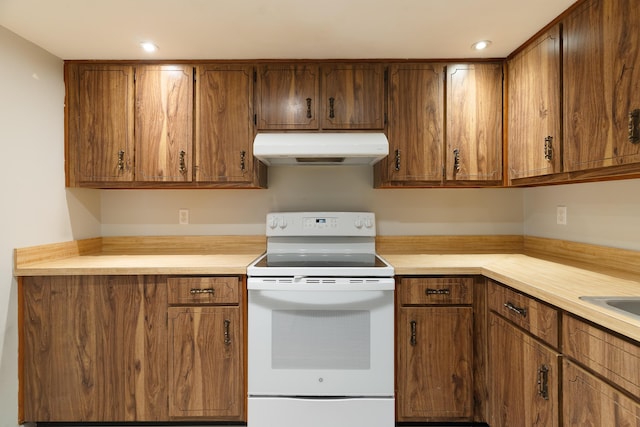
14,236,640,343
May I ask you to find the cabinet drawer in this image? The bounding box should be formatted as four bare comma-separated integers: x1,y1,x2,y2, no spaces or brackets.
563,314,640,398
168,276,240,305
488,280,558,347
399,277,473,306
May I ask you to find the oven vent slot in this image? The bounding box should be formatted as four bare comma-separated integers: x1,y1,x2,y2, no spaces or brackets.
305,279,337,284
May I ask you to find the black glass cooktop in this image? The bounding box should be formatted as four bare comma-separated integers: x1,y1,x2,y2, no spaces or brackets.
254,253,387,268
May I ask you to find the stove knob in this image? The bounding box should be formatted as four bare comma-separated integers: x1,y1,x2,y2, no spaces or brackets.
268,216,279,229
279,218,288,229
364,217,373,228
354,217,363,229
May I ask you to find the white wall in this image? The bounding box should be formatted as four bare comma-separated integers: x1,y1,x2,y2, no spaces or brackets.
523,178,640,251
0,26,101,427
101,166,525,236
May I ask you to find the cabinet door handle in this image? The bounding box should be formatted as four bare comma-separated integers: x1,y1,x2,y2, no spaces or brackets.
544,136,554,161
426,288,451,295
329,97,335,119
224,319,232,345
410,320,417,346
117,150,125,171
504,301,527,317
306,98,313,119
394,149,401,171
537,364,549,400
190,288,215,295
453,148,461,173
179,150,187,174
629,109,640,143
240,150,246,172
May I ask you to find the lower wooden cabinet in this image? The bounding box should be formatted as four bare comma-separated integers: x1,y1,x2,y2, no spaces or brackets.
563,359,640,426
168,306,244,420
488,313,560,427
396,277,474,421
21,275,168,422
166,276,245,421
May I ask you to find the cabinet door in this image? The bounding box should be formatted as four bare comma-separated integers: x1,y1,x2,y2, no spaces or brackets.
134,65,193,182
446,63,503,184
397,306,473,421
168,306,244,420
563,359,640,426
386,63,444,184
22,276,168,422
68,64,134,184
196,64,260,184
321,64,385,129
563,0,640,171
508,25,562,180
488,313,560,427
255,64,319,130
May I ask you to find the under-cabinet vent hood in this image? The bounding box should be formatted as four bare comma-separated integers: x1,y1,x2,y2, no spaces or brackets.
253,133,389,166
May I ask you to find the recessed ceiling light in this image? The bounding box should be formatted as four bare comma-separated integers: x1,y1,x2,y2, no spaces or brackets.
140,42,159,53
471,40,492,51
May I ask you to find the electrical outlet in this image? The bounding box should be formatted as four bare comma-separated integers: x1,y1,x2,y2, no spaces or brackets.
556,206,567,225
179,209,189,225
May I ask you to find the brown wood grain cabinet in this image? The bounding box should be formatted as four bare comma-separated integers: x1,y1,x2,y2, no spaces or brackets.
167,276,245,421
488,313,561,427
21,275,168,422
255,64,320,130
321,64,385,130
135,65,193,183
507,25,562,181
563,0,640,173
445,62,503,185
380,63,445,186
66,64,135,185
396,277,474,421
195,64,266,187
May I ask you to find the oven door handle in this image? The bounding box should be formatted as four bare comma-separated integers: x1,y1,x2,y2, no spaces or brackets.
249,289,393,308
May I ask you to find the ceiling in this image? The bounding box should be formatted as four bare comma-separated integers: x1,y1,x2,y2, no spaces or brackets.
0,0,576,60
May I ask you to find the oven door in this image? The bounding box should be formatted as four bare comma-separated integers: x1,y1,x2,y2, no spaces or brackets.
247,278,394,397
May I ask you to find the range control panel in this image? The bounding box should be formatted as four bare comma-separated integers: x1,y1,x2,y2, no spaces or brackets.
266,212,376,237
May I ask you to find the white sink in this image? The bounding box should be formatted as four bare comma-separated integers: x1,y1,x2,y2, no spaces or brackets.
579,296,640,321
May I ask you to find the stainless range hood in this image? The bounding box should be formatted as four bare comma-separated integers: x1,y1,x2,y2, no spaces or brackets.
253,133,389,166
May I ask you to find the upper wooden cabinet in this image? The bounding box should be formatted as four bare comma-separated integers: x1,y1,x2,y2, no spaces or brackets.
381,63,445,185
135,65,193,183
255,63,385,130
563,0,640,172
255,64,320,130
445,63,503,184
66,64,135,184
196,64,265,187
507,25,562,181
321,64,385,129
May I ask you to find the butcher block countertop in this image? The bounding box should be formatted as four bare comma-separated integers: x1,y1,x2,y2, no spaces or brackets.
14,235,640,342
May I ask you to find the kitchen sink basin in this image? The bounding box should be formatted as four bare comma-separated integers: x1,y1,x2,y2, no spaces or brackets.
579,296,640,321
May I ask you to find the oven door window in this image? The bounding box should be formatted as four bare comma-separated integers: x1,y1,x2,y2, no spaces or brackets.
272,309,370,370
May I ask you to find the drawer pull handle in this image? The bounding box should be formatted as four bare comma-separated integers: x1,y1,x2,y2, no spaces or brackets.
394,149,401,171
224,319,231,345
453,148,461,173
329,97,335,119
410,320,417,346
504,301,527,317
544,136,553,161
117,150,126,171
426,288,451,296
179,150,187,174
629,109,639,143
537,364,549,400
190,288,215,295
306,98,313,119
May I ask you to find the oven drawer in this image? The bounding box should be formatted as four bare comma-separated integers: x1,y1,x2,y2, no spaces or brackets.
398,277,473,306
168,276,240,305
